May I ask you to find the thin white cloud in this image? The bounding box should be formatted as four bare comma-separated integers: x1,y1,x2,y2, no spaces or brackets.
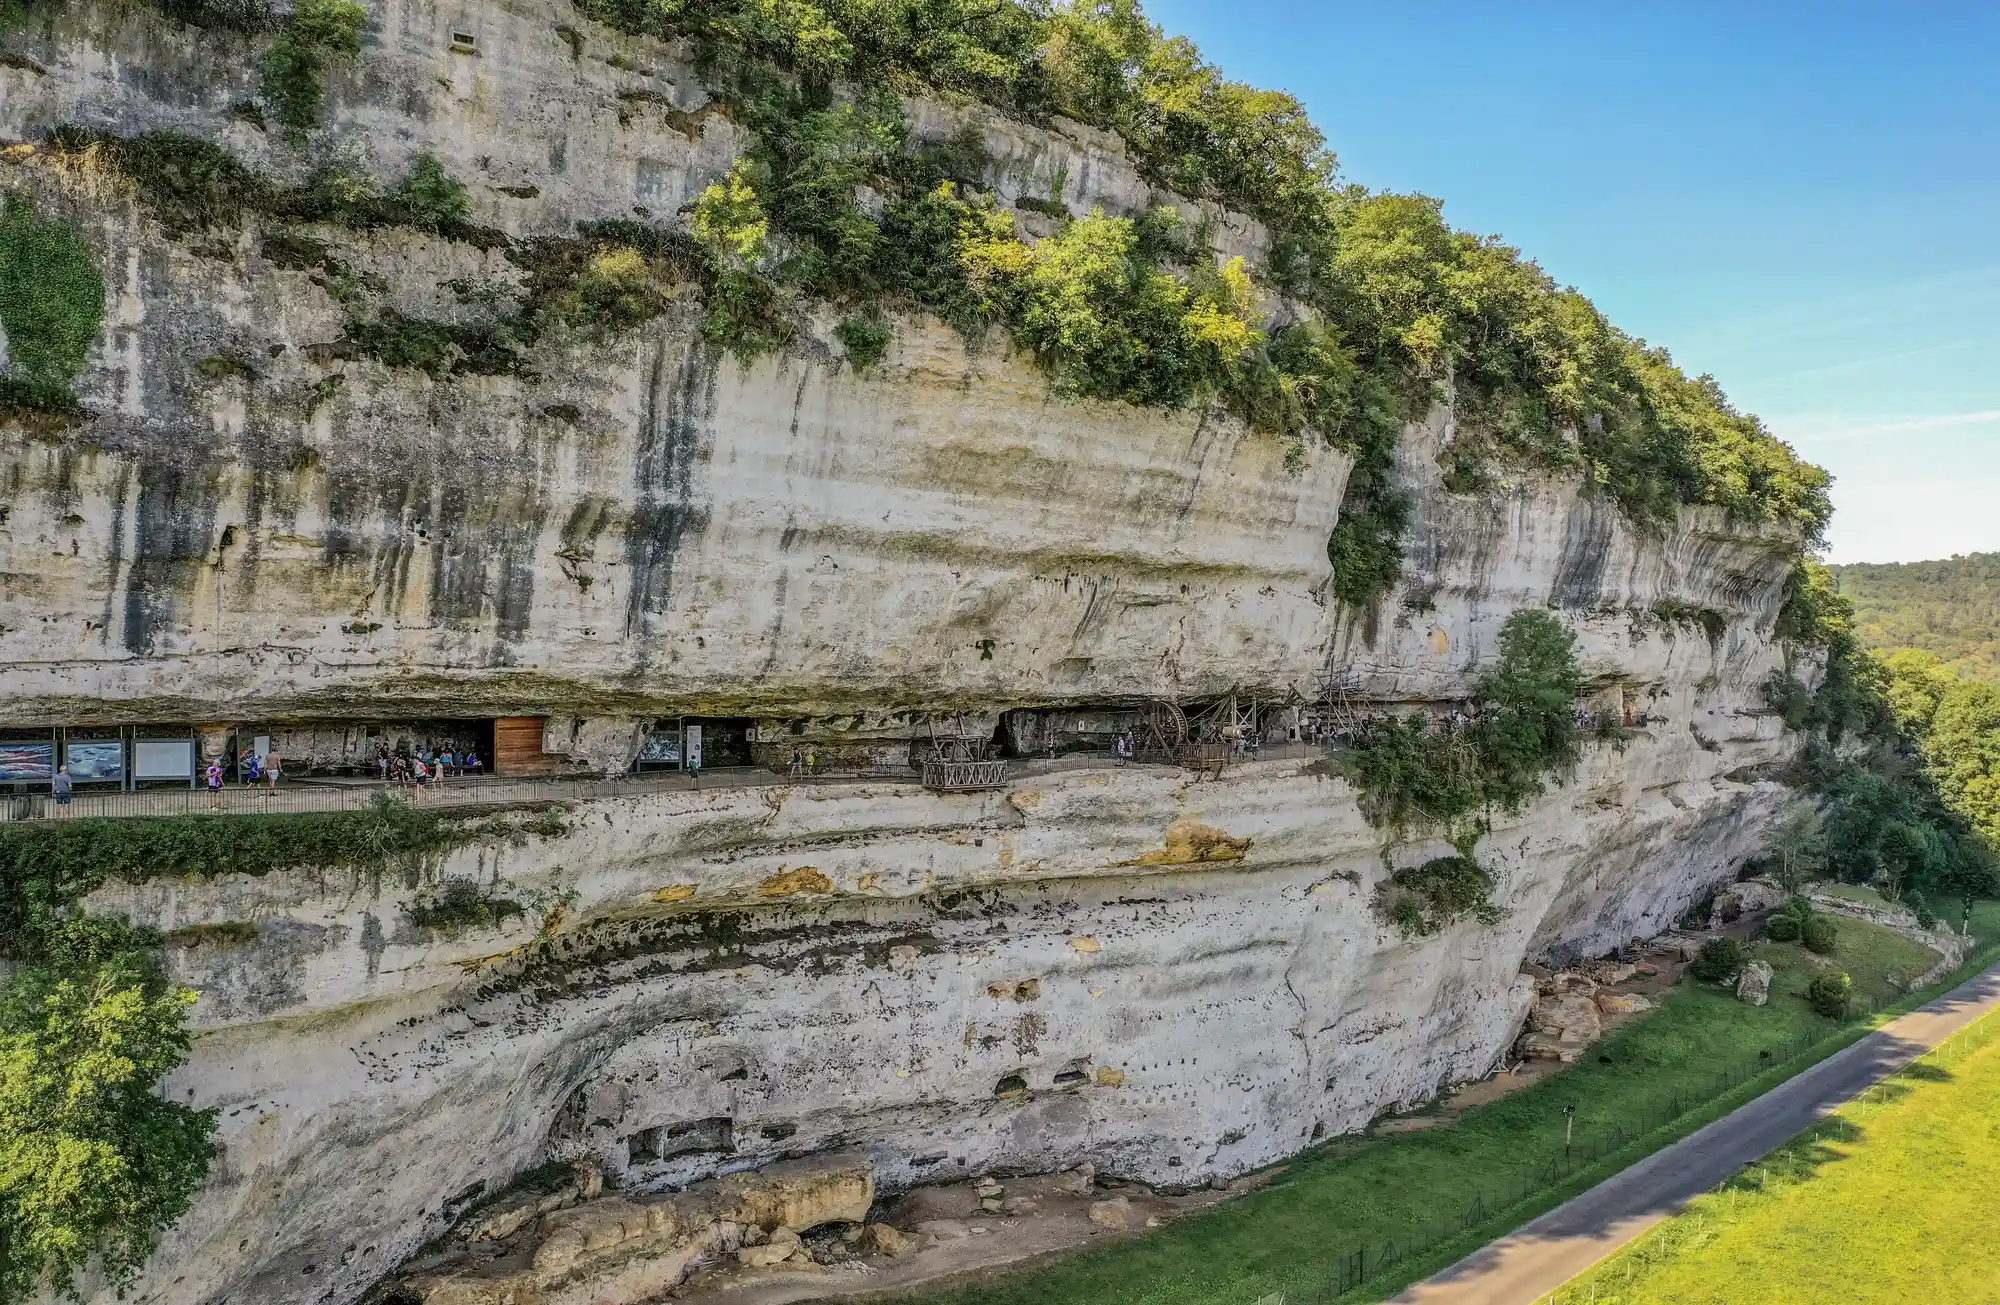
1775,409,2000,442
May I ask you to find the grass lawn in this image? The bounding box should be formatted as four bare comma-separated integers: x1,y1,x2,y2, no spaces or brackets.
886,904,2000,1305
1543,1008,2000,1305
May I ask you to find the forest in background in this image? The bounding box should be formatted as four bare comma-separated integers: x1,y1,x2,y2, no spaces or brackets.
1832,554,2000,682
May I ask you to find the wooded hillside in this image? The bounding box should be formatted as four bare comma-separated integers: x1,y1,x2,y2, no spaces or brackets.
1832,554,2000,682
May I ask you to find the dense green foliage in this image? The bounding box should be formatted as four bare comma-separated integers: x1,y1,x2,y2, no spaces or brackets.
1831,552,2000,682
259,0,365,131
1876,649,2000,853
1,921,217,1304
1767,562,1995,904
1690,936,1744,983
1345,609,1581,831
1375,855,1501,937
1765,911,1800,943
0,195,105,415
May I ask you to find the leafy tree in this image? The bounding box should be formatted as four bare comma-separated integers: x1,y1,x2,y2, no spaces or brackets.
1767,801,1828,893
1807,971,1852,1018
0,923,216,1303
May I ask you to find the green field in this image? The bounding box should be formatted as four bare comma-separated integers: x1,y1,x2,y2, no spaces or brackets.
1543,1010,2000,1305
889,906,2000,1305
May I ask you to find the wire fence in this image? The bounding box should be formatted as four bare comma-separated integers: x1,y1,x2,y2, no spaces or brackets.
1287,1028,1837,1302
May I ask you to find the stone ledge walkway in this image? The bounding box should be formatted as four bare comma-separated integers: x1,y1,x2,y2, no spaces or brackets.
1389,960,2000,1304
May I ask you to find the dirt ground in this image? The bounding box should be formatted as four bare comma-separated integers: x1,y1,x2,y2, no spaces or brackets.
660,1169,1273,1304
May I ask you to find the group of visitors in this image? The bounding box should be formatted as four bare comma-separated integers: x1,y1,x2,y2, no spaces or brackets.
785,745,820,779
375,744,482,791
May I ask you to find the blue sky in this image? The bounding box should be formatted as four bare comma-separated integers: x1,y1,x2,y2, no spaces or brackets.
1144,0,2000,563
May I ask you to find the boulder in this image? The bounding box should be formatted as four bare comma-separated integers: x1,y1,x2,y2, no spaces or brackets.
1736,959,1773,1007
1088,1197,1135,1230
1518,989,1603,1063
708,1151,874,1232
1000,1195,1040,1216
1054,1164,1096,1195
914,1219,968,1241
858,1222,914,1257
1594,992,1652,1016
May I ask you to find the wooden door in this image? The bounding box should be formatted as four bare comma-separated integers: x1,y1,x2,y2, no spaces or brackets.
493,717,553,776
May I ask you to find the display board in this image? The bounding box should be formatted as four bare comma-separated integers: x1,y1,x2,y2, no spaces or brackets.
65,740,124,782
134,738,195,780
638,728,682,765
0,741,54,781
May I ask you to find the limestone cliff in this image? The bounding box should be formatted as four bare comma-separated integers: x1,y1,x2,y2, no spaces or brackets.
1,5,1812,1305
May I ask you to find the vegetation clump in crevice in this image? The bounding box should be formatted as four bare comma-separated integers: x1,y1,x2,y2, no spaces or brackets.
259,0,365,132
0,193,106,418
407,878,526,935
1375,853,1501,937
1343,609,1583,831
0,796,472,959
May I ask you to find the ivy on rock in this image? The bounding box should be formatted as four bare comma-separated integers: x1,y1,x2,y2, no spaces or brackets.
0,194,105,417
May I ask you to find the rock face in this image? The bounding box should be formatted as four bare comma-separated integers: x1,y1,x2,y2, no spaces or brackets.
2,6,1814,1305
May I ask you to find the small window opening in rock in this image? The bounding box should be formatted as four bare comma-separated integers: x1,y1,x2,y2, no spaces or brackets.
1052,1069,1087,1088
994,1073,1028,1096
760,1122,797,1140
218,524,238,548
1311,1120,1325,1140
720,1065,748,1081
627,1126,665,1163
451,31,477,50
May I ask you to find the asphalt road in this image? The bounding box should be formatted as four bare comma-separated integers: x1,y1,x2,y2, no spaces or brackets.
1388,959,2000,1305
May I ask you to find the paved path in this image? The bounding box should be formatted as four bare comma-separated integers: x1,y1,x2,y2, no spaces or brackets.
1390,960,2000,1305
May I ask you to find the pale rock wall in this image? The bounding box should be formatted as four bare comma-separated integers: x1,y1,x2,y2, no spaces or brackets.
2,6,1813,1305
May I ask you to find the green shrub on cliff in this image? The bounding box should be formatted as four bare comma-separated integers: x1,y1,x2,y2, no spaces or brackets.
1375,854,1502,937
259,0,365,131
1345,610,1582,830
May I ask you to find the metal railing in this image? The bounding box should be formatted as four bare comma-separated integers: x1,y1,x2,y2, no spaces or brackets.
0,764,923,823
0,743,1343,824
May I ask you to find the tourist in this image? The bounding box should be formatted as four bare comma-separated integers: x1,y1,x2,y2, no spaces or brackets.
205,758,225,809
465,750,482,776
377,748,391,782
53,764,72,810
265,744,281,792
789,745,804,779
411,755,429,801
1113,731,1131,765
439,748,455,783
